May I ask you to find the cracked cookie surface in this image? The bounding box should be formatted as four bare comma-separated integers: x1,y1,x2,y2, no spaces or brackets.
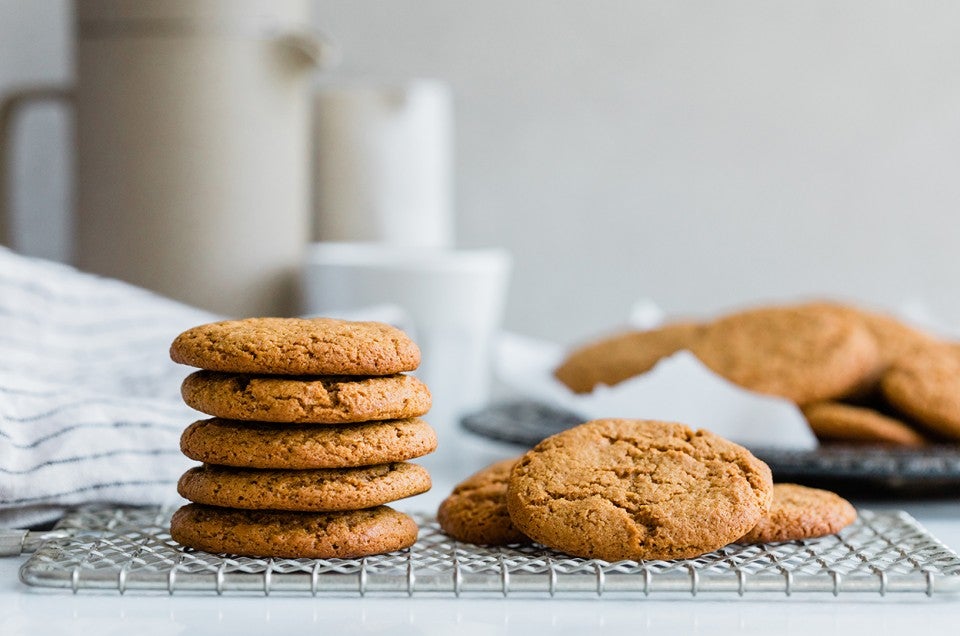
505,419,774,561
170,504,418,558
738,483,856,544
180,417,438,468
170,317,420,375
177,462,431,511
180,371,431,423
437,458,529,546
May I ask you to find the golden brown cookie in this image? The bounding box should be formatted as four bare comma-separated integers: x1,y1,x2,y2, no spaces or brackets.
177,462,431,511
170,504,418,558
181,371,431,423
170,317,420,375
801,402,927,446
881,345,960,440
795,302,938,399
437,458,529,546
553,322,704,394
180,417,438,469
801,301,938,370
689,305,880,404
738,483,857,544
506,419,774,561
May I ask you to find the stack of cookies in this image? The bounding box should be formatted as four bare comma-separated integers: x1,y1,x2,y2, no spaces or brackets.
167,318,437,559
554,301,960,447
438,419,857,559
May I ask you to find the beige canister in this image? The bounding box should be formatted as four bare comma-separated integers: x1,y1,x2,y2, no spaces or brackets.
1,0,331,316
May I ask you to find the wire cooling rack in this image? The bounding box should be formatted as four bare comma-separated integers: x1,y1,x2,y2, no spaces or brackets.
17,507,960,598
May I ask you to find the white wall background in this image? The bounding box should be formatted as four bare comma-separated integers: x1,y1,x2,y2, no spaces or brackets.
3,1,960,342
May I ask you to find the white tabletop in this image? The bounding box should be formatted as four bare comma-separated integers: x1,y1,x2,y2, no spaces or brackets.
3,431,960,635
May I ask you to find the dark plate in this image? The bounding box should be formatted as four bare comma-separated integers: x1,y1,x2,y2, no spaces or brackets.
460,400,960,498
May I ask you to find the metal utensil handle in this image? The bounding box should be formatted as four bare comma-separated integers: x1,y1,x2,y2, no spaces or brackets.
0,528,72,557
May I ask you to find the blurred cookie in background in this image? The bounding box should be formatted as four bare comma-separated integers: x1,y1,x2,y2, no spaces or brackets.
801,401,928,447
688,305,880,405
553,322,703,393
882,344,960,441
798,301,940,396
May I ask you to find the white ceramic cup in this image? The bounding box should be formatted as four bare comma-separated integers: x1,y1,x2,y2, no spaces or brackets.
301,243,512,433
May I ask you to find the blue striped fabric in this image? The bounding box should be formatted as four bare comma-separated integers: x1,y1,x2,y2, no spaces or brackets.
0,247,218,527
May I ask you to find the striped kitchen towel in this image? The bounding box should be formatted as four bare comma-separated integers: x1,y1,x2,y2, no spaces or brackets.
0,246,217,528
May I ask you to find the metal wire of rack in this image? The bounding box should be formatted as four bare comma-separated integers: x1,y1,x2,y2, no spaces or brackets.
17,507,960,598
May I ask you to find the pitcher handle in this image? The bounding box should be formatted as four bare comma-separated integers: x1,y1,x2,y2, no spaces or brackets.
274,29,340,69
0,85,74,247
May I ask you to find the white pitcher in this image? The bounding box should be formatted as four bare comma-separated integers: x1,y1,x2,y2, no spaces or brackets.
0,0,333,317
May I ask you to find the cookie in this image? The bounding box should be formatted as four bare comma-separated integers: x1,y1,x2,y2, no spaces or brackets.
881,345,960,440
170,503,418,558
177,462,431,511
554,322,704,394
739,483,857,544
801,402,927,447
437,458,529,546
181,371,431,424
506,419,773,561
689,305,880,404
801,301,937,370
796,302,937,398
170,317,420,375
180,417,438,469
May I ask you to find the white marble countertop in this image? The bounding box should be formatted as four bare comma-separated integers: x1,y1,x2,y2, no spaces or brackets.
3,431,960,635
